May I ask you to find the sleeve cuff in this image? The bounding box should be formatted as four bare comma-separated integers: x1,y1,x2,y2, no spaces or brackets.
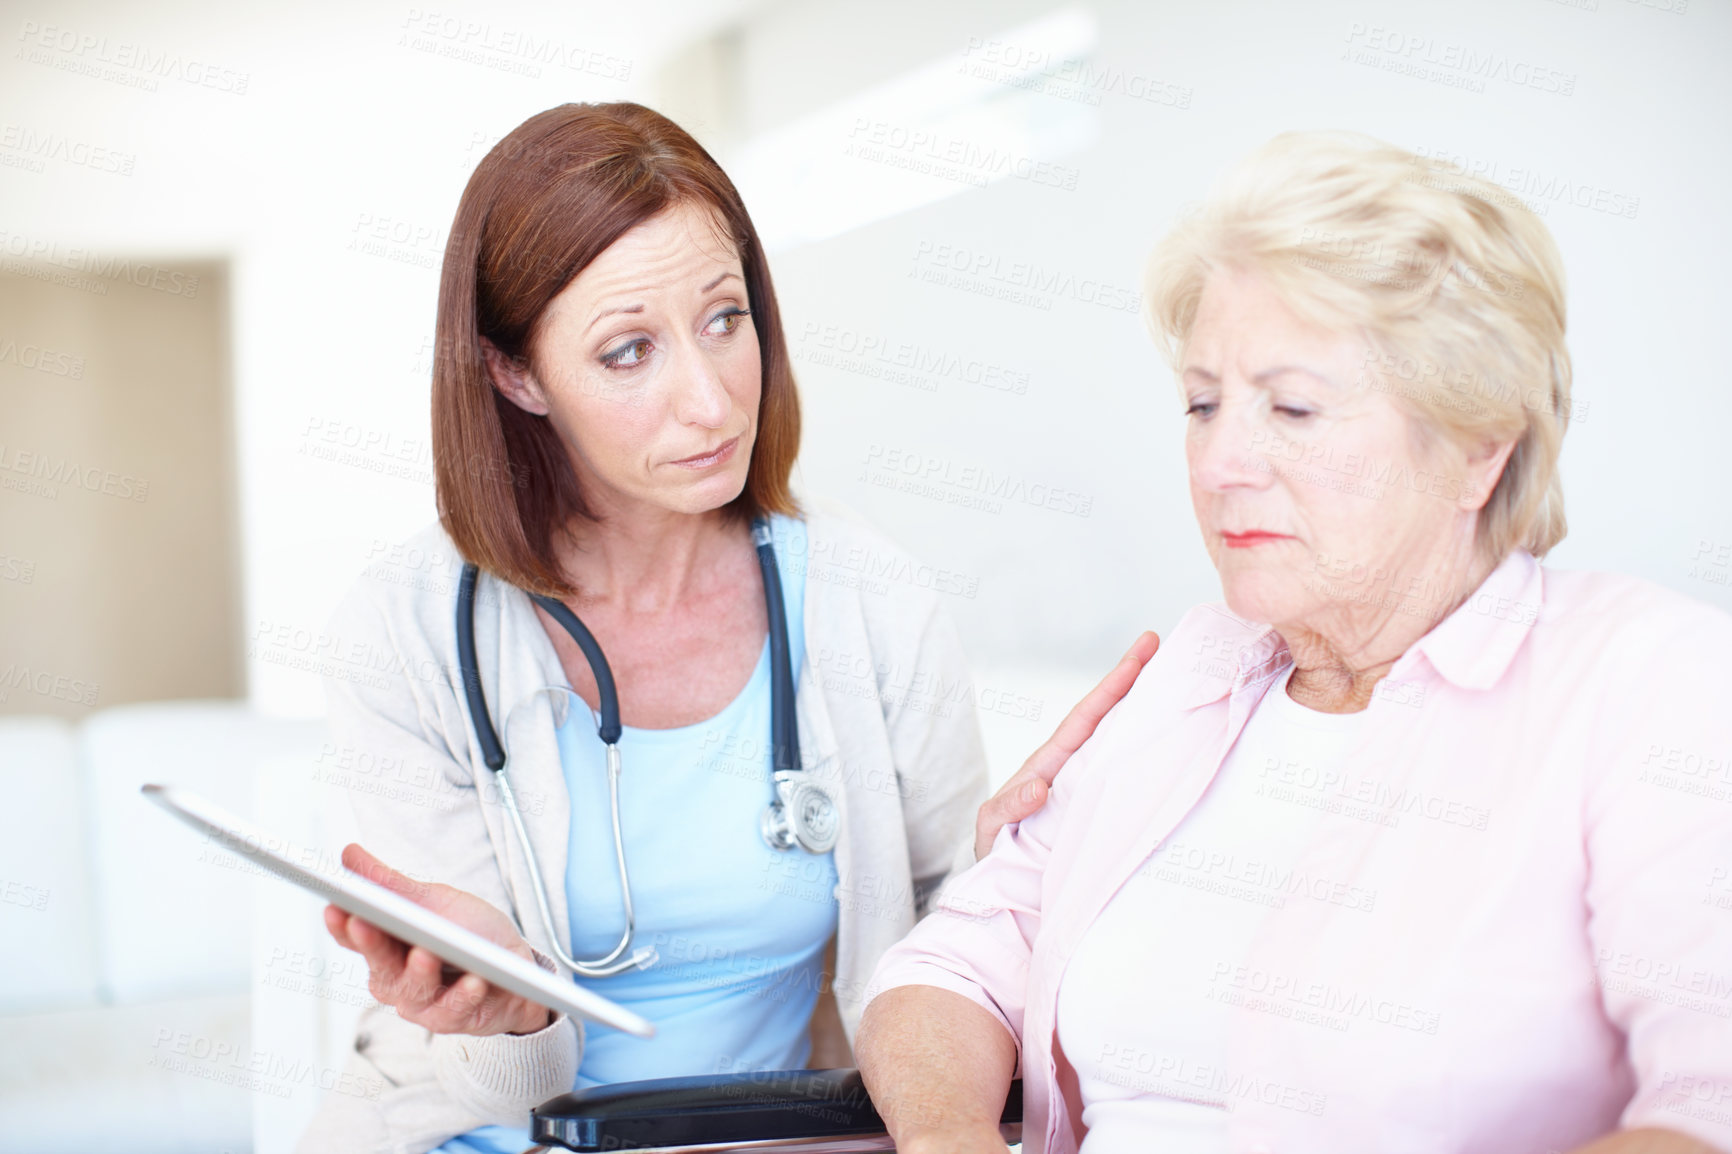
430,946,582,1126
864,964,1023,1080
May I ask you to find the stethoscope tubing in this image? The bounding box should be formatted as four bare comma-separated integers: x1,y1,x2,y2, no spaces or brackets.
454,517,818,981
457,562,647,977
753,520,802,774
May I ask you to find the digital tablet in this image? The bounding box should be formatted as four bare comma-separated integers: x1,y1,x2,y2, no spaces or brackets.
142,783,655,1039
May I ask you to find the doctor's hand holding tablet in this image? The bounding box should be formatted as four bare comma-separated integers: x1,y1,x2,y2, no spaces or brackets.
322,844,555,1038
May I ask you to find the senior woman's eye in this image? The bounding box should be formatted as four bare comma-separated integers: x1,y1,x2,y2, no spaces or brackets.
704,307,751,337
600,338,653,370
1275,405,1314,419
1185,401,1217,418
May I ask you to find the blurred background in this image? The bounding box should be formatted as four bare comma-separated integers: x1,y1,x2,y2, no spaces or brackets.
1,0,1727,1149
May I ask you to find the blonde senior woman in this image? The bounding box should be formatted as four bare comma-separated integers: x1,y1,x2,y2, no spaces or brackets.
856,132,1732,1154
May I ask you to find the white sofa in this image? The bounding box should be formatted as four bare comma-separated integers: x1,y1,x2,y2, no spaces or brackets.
0,703,323,1154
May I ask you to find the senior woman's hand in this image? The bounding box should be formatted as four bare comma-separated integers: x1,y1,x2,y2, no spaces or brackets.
973,631,1160,860
1567,1130,1727,1154
322,844,554,1037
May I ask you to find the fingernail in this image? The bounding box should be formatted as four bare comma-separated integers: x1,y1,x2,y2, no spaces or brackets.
1020,781,1040,804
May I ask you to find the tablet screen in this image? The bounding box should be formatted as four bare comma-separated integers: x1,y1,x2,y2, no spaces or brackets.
142,783,654,1039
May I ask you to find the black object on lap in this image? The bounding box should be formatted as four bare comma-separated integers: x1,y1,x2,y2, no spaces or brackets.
531,1067,1024,1151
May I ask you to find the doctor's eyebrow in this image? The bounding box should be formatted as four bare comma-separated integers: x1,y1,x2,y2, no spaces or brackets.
582,272,746,336
585,303,644,335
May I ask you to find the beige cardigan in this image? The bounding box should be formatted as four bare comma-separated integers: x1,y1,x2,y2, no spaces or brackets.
295,505,988,1154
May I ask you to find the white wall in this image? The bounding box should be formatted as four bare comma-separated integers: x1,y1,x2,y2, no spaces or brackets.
0,0,758,716
715,0,1732,679
4,0,1727,722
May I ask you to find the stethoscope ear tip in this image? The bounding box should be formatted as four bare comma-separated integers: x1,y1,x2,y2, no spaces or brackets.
631,946,659,970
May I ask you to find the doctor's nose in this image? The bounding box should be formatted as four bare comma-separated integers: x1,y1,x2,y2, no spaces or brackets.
671,346,732,429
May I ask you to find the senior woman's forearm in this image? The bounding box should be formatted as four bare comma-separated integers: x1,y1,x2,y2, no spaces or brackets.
1569,1128,1726,1154
856,985,1017,1152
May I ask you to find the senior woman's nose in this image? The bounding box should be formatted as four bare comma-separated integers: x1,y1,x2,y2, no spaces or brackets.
1188,400,1276,493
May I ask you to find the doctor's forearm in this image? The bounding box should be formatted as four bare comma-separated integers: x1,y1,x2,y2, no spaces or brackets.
856,985,1017,1152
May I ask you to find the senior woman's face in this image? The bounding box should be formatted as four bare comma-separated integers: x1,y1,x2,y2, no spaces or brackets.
1182,268,1488,630
505,201,761,518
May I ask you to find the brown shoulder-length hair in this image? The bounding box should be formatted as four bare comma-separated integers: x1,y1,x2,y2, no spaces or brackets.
432,102,801,598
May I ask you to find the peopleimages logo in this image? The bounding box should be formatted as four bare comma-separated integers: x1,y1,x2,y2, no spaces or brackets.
1408,146,1640,220
0,663,100,707
910,239,1142,314
859,443,1094,518
0,123,135,175
397,8,632,82
0,229,200,297
959,35,1193,110
1341,22,1577,96
14,20,251,94
0,442,149,503
796,322,1030,397
0,338,84,378
845,118,1081,191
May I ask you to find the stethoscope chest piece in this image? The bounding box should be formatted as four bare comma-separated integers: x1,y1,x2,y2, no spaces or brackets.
761,770,840,855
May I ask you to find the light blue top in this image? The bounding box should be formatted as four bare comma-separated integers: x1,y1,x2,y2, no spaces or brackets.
434,514,838,1154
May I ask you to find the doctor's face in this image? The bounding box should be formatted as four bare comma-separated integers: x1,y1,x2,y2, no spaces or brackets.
492,201,761,521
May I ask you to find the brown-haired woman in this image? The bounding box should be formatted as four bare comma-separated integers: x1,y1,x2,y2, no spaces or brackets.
297,103,1150,1153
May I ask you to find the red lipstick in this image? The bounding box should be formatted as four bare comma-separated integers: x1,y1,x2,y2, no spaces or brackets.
1221,531,1290,549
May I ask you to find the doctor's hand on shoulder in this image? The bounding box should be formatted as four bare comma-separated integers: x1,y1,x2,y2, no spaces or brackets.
323,844,553,1038
970,631,1160,861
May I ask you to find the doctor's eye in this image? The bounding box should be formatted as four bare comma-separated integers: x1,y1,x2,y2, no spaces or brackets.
601,338,653,370
704,307,750,337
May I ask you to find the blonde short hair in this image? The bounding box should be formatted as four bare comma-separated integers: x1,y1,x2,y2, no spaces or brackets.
1145,131,1572,560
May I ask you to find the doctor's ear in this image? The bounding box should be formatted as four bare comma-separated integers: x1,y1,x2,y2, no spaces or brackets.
479,337,550,416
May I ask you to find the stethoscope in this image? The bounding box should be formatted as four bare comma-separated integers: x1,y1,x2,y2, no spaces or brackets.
455,518,841,979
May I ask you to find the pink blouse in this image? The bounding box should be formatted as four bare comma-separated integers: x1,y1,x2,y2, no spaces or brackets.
866,551,1732,1153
